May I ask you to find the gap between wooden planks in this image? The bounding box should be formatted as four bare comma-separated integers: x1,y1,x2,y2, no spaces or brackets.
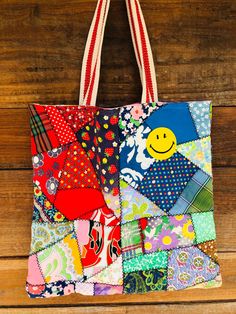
0,107,235,169
1,303,236,314
0,253,235,306
0,0,234,311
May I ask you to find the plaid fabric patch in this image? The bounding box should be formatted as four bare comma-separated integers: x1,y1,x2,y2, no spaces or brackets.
29,105,59,154
121,220,143,260
169,169,213,215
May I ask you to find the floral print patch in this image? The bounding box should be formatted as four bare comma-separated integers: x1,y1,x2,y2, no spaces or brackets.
120,179,165,223
167,247,220,290
27,101,221,298
119,102,163,141
141,215,196,252
120,123,154,188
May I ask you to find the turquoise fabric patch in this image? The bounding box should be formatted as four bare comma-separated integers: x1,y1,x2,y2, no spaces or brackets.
123,251,168,273
191,212,216,243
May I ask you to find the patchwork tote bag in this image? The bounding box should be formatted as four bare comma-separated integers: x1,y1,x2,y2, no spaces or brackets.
26,0,222,298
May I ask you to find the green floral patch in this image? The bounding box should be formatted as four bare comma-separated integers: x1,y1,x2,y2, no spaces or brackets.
120,180,165,223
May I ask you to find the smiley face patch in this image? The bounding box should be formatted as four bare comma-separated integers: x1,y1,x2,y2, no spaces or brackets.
146,127,177,160
27,101,220,299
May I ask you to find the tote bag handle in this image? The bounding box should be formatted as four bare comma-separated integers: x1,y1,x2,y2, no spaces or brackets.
79,0,158,106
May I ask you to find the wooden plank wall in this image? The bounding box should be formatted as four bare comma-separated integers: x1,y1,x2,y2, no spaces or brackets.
0,0,235,313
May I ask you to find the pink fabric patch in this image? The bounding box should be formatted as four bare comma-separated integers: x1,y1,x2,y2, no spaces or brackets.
27,254,45,285
75,220,90,246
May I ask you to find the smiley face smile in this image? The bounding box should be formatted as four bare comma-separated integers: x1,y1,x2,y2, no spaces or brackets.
146,127,177,160
150,141,175,154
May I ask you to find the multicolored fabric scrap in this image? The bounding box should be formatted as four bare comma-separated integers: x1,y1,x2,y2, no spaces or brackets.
26,101,222,298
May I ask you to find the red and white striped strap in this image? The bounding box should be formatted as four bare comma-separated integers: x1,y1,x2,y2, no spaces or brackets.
79,0,158,106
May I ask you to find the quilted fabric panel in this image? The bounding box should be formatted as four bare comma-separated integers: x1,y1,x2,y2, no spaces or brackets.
26,101,221,298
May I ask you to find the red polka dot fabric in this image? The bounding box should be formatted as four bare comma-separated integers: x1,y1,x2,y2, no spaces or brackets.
45,106,77,145
27,102,220,299
58,142,100,190
57,106,98,132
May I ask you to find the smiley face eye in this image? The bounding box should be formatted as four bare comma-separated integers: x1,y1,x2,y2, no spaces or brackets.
156,134,159,140
164,133,167,138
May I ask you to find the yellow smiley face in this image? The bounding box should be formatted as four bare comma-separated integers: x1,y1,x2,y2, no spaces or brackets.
146,127,177,160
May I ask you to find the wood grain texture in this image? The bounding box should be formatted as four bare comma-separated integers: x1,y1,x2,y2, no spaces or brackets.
0,106,236,169
0,0,235,311
1,303,236,314
0,253,234,306
0,0,235,108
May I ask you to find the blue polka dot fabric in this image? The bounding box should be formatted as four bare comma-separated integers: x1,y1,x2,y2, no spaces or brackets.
27,100,221,298
137,152,199,212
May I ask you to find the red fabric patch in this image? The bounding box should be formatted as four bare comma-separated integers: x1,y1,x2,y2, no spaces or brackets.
31,130,60,154
33,147,68,203
45,106,77,145
139,218,148,231
57,106,98,132
80,206,120,227
107,225,121,265
75,221,121,269
58,142,100,190
30,105,60,155
54,188,106,220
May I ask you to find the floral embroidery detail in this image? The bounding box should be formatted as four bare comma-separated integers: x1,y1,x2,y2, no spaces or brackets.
130,106,144,120
44,200,52,210
34,185,42,197
169,215,188,227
